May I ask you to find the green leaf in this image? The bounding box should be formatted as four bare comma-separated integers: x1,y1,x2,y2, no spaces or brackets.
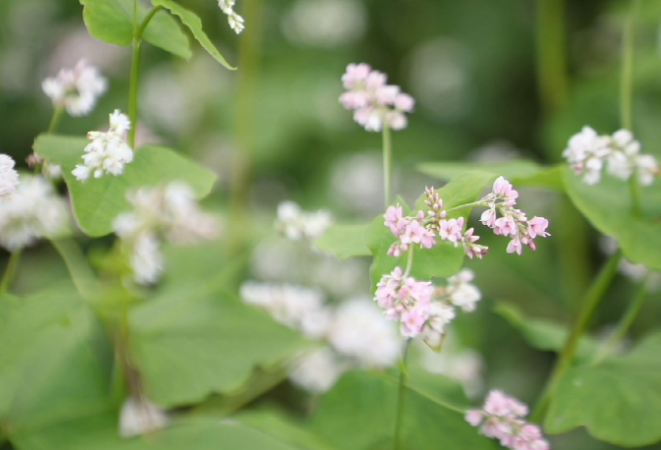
368,171,496,290
309,371,498,450
494,303,600,361
34,135,217,237
546,331,661,447
418,160,564,191
0,286,113,437
313,223,371,260
80,0,191,59
238,410,336,450
562,166,661,271
150,0,236,70
13,415,305,450
130,283,301,408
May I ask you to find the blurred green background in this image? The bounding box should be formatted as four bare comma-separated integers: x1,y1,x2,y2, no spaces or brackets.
1,0,661,448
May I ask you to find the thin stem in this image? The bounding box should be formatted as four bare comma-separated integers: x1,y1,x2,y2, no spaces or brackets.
393,340,410,450
536,0,568,114
0,250,22,295
137,5,164,37
403,247,414,277
47,106,64,134
382,123,393,208
592,275,649,365
446,201,483,213
530,250,623,422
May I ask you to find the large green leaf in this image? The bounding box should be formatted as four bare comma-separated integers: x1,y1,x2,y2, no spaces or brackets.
495,303,600,361
563,166,661,271
13,414,305,450
150,0,236,70
418,160,564,191
368,171,496,290
546,331,661,447
130,283,301,408
309,371,497,450
34,135,217,237
238,410,335,450
80,0,191,59
313,222,371,260
0,286,113,438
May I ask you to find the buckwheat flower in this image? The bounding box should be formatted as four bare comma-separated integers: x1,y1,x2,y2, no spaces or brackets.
327,298,401,368
289,347,345,393
0,154,19,196
218,0,245,34
636,154,659,186
73,109,134,182
467,390,550,450
340,63,415,131
113,181,220,284
0,175,68,251
42,59,108,116
119,397,169,438
447,269,481,312
276,201,333,241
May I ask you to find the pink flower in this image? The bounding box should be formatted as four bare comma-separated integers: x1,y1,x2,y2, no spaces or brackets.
384,205,406,234
527,217,550,238
480,208,497,227
342,63,371,89
400,303,430,337
507,239,523,255
439,217,465,244
395,93,415,112
494,216,518,237
492,176,519,205
465,410,483,427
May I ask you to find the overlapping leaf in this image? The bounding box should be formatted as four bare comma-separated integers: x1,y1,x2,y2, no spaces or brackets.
313,222,373,260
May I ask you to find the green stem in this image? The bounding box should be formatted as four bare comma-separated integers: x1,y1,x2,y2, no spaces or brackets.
530,250,623,422
127,4,164,149
403,247,414,277
592,275,649,365
446,201,483,213
47,106,64,134
393,341,410,450
536,0,568,114
382,123,393,208
0,250,22,295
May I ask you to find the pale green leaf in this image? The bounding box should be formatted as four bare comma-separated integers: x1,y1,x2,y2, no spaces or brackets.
80,0,191,59
33,135,217,237
150,0,236,70
313,223,371,260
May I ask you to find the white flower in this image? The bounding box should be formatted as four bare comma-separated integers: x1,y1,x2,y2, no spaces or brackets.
74,110,134,182
119,398,169,438
276,201,332,240
563,126,610,165
635,154,659,186
218,0,245,34
289,347,345,393
112,182,220,284
0,176,68,251
0,154,19,196
42,60,107,116
447,269,481,312
327,298,401,368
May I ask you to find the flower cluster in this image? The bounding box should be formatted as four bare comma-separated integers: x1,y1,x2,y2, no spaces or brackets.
113,182,220,284
375,267,481,346
276,201,333,241
384,187,488,259
73,110,134,182
42,60,108,116
241,283,402,391
0,154,19,196
563,126,659,186
466,390,550,450
340,63,415,132
0,175,68,251
478,177,550,255
218,0,245,34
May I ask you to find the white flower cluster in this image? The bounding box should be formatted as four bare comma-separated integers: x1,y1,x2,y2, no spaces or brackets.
42,60,108,116
113,182,220,285
240,284,402,392
564,127,659,186
73,110,134,182
0,175,68,251
0,154,20,196
218,0,245,34
276,201,333,241
119,398,169,438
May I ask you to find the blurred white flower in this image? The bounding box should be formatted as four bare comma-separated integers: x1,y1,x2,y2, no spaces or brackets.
601,235,661,292
276,201,332,240
218,0,245,34
42,59,107,116
119,398,169,438
446,269,482,312
289,347,345,393
73,110,133,182
0,175,68,251
113,182,220,284
0,155,19,196
331,151,384,216
327,297,402,368
282,0,367,48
